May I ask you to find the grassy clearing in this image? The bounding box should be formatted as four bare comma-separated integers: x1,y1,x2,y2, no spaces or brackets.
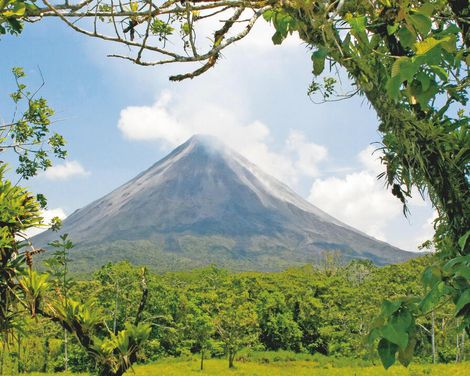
125,359,468,376
25,359,470,376
23,352,470,376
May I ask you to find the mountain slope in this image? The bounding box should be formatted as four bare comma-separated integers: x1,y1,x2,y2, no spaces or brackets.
33,135,415,271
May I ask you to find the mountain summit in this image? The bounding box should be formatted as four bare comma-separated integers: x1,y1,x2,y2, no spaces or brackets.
33,135,414,271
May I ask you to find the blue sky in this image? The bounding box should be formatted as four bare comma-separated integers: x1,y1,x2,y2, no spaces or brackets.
1,17,435,250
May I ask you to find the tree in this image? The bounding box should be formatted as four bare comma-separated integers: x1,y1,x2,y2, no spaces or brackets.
20,248,151,376
95,261,142,334
184,304,214,370
0,68,150,376
214,282,258,368
4,0,469,367
0,67,66,375
44,233,76,371
1,67,66,180
256,290,302,351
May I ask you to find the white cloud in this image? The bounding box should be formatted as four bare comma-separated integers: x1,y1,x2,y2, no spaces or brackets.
23,208,67,239
309,171,399,241
308,145,427,242
118,92,327,186
42,161,90,180
402,211,438,252
357,144,383,175
286,130,328,178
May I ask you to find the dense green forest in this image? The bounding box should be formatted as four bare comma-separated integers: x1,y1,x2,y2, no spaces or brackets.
1,253,467,374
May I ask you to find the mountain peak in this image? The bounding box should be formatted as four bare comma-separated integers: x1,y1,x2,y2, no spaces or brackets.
188,133,221,144
32,136,414,272
185,134,227,154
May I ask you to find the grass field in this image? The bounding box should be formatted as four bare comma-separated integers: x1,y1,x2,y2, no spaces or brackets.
126,359,469,376
26,359,470,376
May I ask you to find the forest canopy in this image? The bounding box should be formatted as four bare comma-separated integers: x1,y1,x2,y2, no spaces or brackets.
1,256,468,373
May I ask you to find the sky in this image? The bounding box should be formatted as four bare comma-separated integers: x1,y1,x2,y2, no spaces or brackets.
0,16,436,251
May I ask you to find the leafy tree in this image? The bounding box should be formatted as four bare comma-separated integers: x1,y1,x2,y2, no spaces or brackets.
214,281,259,368
95,261,141,334
184,303,214,370
20,251,151,375
44,234,75,371
2,67,66,180
0,67,66,375
0,164,43,374
256,290,302,351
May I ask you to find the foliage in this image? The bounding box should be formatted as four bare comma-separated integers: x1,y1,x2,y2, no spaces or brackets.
0,66,66,374
0,162,43,375
2,67,66,180
26,238,152,376
213,280,259,368
3,257,469,373
0,14,153,376
0,0,34,35
262,1,470,368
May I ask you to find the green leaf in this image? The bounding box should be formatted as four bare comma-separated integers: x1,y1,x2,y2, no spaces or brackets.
387,23,399,35
416,71,431,92
381,323,408,350
348,16,366,33
347,15,369,46
271,31,284,45
417,3,436,17
440,34,456,53
3,2,25,17
415,37,441,55
263,10,274,22
311,47,328,76
458,230,470,252
409,13,432,36
386,75,402,99
381,300,402,317
397,332,416,367
378,338,398,369
391,309,413,333
421,265,441,287
420,281,450,313
455,289,470,316
391,57,418,82
397,27,415,49
444,255,470,271
455,266,470,280
367,327,382,344
415,80,438,107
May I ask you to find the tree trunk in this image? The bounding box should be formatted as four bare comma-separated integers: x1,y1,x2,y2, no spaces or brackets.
113,285,119,334
0,335,5,376
64,329,68,371
461,330,465,361
42,337,49,373
431,311,436,364
17,334,21,374
200,348,204,370
228,350,235,368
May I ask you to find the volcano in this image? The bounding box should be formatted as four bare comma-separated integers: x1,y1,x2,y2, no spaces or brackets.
33,135,414,271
